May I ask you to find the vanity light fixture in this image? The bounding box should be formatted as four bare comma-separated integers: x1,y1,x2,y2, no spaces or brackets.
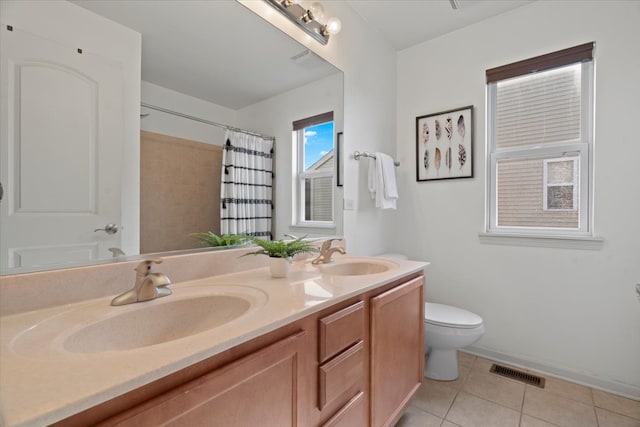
300,9,314,23
265,0,342,45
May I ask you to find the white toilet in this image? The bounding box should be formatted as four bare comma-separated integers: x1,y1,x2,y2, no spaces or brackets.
424,303,484,381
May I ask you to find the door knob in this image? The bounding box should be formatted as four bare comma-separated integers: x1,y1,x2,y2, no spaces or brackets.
94,223,120,235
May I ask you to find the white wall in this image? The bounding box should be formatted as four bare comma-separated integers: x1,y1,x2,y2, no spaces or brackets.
240,1,398,255
237,73,343,239
141,81,238,145
141,76,343,240
396,1,640,397
1,0,142,256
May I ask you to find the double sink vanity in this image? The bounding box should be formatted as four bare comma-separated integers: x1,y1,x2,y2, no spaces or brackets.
0,243,427,426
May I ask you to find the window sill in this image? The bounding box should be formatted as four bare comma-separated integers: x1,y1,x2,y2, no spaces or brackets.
291,222,336,230
478,232,603,250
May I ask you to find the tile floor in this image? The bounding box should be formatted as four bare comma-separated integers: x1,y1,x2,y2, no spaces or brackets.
395,352,640,427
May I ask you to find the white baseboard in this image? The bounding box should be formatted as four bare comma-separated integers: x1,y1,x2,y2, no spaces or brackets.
463,345,640,401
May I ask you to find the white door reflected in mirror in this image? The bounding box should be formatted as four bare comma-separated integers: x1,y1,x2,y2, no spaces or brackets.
0,27,123,271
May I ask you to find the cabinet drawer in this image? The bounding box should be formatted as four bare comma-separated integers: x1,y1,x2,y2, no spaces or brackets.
319,301,364,363
321,391,365,427
319,341,364,409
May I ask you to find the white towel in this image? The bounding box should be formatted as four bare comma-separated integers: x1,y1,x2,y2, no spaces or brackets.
379,152,399,200
367,152,398,210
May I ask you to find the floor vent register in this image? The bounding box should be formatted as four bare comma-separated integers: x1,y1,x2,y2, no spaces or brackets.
489,363,546,388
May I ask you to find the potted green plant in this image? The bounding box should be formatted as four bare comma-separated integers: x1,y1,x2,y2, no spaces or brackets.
190,232,249,248
243,237,318,278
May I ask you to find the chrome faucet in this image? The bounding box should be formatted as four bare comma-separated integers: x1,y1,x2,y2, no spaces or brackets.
311,239,346,265
111,259,172,306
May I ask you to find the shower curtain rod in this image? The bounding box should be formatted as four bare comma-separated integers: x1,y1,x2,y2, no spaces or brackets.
140,102,276,141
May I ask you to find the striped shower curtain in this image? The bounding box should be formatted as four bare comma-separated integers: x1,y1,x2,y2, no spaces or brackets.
220,130,274,239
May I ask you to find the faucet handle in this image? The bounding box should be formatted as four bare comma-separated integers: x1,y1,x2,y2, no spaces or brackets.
135,258,163,274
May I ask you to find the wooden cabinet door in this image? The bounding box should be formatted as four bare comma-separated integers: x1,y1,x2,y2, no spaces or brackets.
370,277,424,427
101,330,306,426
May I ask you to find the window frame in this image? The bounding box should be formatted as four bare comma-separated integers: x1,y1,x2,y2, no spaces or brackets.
485,43,595,238
542,157,579,212
292,112,335,228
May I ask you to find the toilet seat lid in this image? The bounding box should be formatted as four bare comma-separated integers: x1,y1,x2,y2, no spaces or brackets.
425,303,483,328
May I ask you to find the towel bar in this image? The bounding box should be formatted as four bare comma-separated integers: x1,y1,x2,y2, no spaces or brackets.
354,151,400,166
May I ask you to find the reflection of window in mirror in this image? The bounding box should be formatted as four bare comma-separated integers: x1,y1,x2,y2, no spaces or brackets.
293,112,335,227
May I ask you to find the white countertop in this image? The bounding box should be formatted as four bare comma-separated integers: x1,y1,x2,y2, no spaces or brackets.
0,256,427,427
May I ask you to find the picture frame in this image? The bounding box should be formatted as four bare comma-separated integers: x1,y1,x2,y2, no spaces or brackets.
416,105,473,182
336,131,344,187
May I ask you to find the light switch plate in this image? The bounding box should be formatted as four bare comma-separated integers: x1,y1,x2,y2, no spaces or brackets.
344,198,354,210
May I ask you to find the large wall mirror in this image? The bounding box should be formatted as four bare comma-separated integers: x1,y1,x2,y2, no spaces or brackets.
0,0,344,276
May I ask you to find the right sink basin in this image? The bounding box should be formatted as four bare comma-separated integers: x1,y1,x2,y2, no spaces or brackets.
316,258,397,276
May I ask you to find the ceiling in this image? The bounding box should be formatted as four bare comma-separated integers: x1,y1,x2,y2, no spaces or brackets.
346,0,534,50
72,0,339,110
72,0,534,110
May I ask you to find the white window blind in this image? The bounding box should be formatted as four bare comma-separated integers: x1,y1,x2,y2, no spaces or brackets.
495,64,581,149
486,43,594,236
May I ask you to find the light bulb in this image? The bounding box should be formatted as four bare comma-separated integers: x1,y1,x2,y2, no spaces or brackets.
309,2,325,20
324,17,342,36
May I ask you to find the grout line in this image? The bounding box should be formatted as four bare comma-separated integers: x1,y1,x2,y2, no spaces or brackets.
407,404,445,425
460,389,523,417
442,388,458,422
591,387,601,427
460,366,527,414
517,390,568,427
520,385,528,426
454,355,632,427
590,387,596,406
595,406,640,423
465,347,638,400
524,414,563,427
594,405,600,427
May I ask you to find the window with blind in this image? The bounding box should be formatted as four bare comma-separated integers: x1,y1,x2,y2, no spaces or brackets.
293,112,335,226
486,43,595,236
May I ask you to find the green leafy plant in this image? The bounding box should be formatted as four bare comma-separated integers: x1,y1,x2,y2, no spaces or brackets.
243,236,318,259
190,232,249,247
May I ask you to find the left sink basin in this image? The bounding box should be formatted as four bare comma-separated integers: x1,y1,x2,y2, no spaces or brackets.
11,285,268,356
66,295,250,353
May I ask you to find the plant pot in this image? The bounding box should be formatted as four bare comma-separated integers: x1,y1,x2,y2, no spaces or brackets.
268,257,292,278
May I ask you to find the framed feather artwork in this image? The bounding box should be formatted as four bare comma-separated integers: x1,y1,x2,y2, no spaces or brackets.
416,106,473,181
